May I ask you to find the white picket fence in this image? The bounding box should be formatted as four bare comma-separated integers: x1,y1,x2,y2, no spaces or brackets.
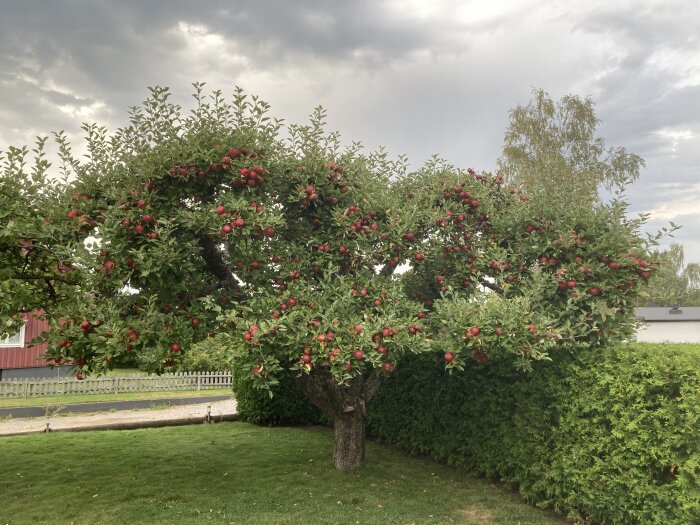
0,371,232,399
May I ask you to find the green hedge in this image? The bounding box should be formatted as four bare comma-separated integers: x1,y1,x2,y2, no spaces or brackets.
232,360,323,426
367,343,700,524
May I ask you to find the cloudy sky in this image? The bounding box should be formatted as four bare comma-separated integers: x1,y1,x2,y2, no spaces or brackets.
1,0,699,263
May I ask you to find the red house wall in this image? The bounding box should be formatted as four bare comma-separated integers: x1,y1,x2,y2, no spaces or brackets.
0,312,50,369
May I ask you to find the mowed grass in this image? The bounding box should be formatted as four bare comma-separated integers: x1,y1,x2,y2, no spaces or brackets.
0,388,233,410
0,422,568,525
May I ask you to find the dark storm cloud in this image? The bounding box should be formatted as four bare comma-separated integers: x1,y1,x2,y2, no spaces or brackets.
0,0,472,82
0,0,485,143
0,0,698,260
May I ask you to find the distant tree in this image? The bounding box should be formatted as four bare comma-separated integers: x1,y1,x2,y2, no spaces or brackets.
637,244,700,306
498,88,645,213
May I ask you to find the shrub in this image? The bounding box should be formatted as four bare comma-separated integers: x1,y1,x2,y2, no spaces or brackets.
232,359,323,426
368,343,700,524
181,337,232,372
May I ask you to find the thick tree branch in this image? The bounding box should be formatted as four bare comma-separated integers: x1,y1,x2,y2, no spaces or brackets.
198,235,246,301
361,371,382,404
297,366,348,418
379,261,396,277
479,279,504,296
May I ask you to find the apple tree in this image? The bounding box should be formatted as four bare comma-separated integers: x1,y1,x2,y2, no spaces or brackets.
0,136,86,339
2,85,653,469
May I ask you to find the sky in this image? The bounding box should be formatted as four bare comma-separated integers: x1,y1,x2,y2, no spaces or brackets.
1,0,699,263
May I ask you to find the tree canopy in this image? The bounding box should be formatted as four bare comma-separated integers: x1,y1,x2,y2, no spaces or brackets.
0,85,654,469
498,88,645,212
637,243,700,306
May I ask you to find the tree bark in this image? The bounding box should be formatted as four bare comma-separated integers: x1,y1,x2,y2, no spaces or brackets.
197,235,246,301
332,409,366,470
297,369,381,470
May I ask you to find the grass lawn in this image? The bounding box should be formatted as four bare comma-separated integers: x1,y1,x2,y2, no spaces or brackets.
0,388,233,409
0,422,567,525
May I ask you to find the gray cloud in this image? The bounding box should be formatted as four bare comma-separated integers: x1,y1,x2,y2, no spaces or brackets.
1,0,699,262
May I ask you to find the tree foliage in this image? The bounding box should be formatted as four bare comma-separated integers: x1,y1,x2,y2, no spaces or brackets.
0,136,82,336
498,88,645,212
0,85,653,469
637,243,700,306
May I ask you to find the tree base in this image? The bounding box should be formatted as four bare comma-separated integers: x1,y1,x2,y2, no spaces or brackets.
333,409,366,470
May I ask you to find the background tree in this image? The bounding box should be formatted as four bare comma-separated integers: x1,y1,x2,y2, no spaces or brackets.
637,243,700,306
1,85,652,469
498,88,645,213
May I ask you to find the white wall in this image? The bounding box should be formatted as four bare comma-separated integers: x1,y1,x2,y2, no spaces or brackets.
635,322,700,343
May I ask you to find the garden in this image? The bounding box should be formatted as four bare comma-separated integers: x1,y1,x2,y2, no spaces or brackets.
1,86,698,524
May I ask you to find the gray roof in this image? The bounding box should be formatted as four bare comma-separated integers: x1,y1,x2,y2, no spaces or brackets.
636,307,700,322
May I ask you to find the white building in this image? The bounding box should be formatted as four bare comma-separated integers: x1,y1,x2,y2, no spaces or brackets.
635,307,700,343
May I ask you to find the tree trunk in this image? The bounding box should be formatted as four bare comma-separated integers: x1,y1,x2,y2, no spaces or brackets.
332,409,366,470
296,369,381,470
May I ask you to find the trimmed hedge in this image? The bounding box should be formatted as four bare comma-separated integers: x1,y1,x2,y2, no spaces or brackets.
232,360,323,426
367,344,700,524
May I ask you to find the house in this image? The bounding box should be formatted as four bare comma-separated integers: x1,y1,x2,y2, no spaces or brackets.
635,306,700,343
0,312,63,380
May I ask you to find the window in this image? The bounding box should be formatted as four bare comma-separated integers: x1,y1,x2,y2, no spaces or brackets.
0,323,26,348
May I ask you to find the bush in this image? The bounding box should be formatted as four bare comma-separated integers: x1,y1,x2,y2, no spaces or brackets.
232,360,323,426
181,337,232,372
368,343,700,524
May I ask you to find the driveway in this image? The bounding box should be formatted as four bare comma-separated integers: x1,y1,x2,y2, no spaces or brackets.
0,398,238,436
0,394,232,419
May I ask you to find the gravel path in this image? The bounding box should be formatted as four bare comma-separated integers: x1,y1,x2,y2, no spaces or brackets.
0,399,238,436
